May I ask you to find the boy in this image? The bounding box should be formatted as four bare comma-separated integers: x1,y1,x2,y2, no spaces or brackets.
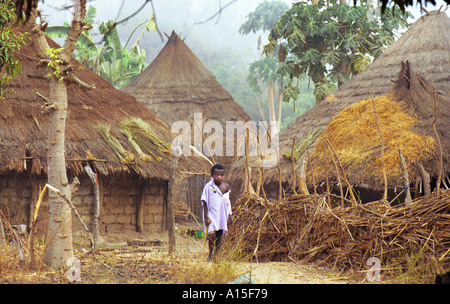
201,164,232,262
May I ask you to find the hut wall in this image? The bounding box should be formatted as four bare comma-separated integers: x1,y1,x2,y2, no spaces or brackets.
99,175,167,235
0,172,166,239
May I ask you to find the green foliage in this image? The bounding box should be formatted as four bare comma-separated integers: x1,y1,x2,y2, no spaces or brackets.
45,47,64,82
239,0,289,35
0,0,27,99
265,0,412,101
247,55,281,92
45,5,155,88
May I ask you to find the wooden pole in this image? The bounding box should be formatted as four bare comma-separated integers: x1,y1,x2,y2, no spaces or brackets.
324,136,357,206
371,96,388,202
398,149,413,205
84,164,101,248
418,163,431,196
298,157,309,195
136,181,145,234
0,216,5,246
432,88,443,198
291,138,297,195
167,140,181,253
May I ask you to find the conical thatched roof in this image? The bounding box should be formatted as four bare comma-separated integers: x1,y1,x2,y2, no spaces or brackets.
122,31,251,126
0,30,209,179
230,10,450,191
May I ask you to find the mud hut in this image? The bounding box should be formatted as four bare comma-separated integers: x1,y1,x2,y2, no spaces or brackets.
0,32,208,241
122,31,252,215
230,10,450,202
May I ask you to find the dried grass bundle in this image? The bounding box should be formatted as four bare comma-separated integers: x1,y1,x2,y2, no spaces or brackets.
120,117,171,162
95,124,134,164
119,126,152,162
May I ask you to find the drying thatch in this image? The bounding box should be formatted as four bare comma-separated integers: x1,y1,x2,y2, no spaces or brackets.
229,11,450,193
0,28,209,179
225,190,450,276
122,31,251,127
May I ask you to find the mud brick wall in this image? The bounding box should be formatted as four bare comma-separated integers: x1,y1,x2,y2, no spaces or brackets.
0,173,167,239
0,174,45,226
99,175,167,235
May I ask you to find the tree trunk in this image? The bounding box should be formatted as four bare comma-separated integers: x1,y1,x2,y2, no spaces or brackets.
267,81,276,123
43,78,74,269
23,0,90,270
167,141,181,253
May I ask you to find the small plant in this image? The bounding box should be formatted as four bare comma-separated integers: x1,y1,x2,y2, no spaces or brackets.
45,47,64,82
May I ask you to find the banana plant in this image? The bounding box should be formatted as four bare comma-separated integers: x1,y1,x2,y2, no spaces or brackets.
45,5,155,88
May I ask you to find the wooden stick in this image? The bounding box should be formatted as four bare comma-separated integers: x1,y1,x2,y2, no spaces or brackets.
432,88,443,198
244,128,250,193
371,96,388,202
291,138,297,195
0,216,5,246
398,149,412,205
298,157,309,195
324,136,357,206
327,145,343,206
84,164,101,248
257,130,267,201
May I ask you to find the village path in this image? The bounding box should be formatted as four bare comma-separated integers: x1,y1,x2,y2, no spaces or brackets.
174,232,354,284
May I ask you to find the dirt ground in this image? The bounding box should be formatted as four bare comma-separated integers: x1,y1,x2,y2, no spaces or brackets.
0,227,354,284
90,228,354,284
174,232,353,284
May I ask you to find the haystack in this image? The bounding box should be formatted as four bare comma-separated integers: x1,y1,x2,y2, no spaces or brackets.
0,29,209,239
229,11,450,200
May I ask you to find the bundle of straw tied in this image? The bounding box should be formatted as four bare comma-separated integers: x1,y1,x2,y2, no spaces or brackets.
225,190,450,278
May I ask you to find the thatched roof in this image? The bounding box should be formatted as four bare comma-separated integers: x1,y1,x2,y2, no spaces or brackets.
0,30,209,180
230,11,450,190
122,31,251,126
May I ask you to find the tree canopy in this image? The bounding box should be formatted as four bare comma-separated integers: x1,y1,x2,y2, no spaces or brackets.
264,0,412,102
0,0,27,99
45,5,155,88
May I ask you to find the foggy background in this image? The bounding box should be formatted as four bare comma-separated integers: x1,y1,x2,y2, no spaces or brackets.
38,0,448,124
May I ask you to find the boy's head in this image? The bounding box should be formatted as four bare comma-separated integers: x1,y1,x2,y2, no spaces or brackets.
211,164,225,185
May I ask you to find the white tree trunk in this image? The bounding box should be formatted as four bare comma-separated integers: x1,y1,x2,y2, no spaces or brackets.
267,81,276,123
43,78,74,269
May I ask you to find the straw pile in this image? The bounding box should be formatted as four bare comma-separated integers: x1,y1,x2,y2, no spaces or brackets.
225,193,320,261
225,190,450,274
310,93,436,185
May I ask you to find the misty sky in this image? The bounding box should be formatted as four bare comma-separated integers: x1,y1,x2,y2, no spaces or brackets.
39,0,448,67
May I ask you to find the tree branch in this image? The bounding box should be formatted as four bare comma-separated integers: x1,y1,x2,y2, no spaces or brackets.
194,0,239,25
61,0,87,60
65,72,96,90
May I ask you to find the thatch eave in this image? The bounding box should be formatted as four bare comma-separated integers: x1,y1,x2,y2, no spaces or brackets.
0,28,210,180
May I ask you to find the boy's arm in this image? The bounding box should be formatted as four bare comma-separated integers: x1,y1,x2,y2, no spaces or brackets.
201,200,210,227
